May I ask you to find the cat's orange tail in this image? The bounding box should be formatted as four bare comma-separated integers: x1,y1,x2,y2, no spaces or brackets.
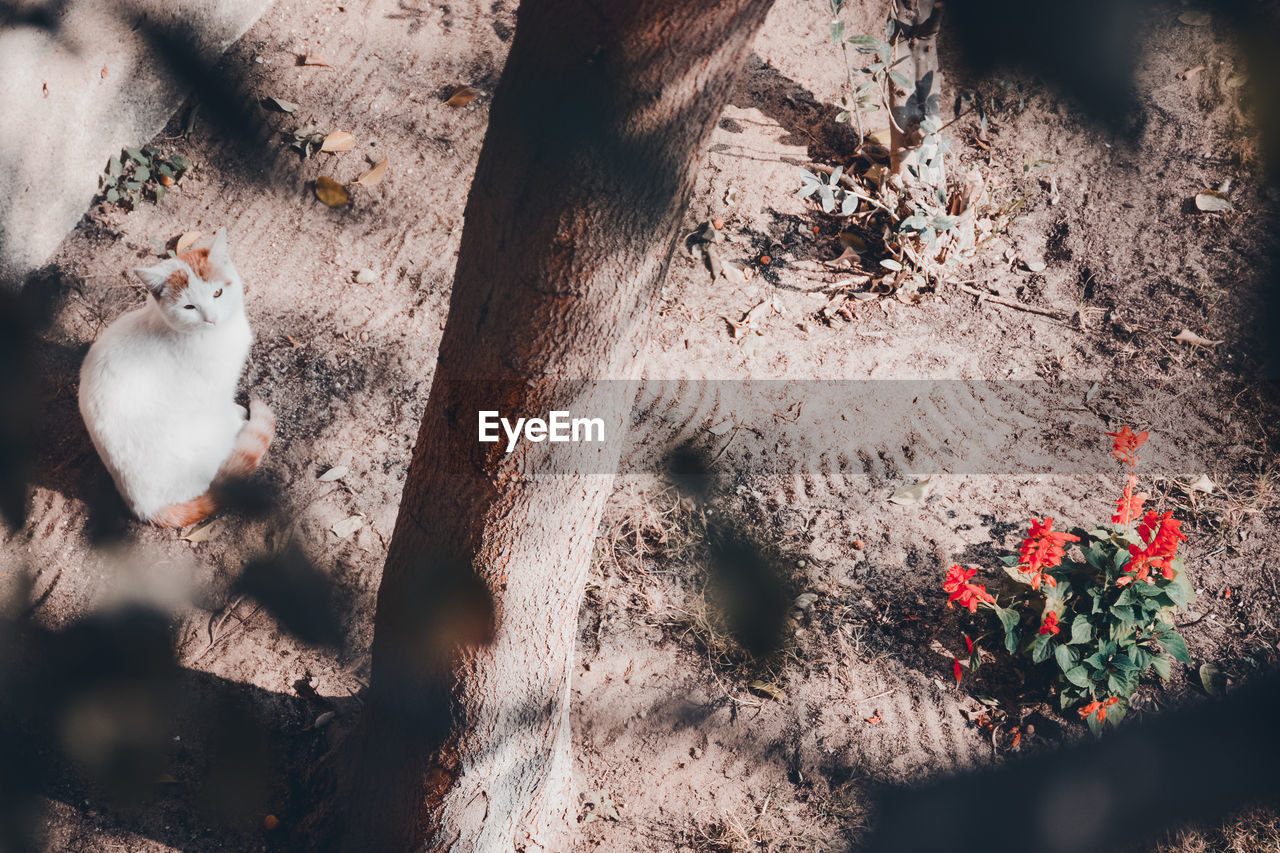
218,399,276,481
152,492,219,528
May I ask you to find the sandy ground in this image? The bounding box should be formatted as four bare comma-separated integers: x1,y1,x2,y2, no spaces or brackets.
8,0,1280,850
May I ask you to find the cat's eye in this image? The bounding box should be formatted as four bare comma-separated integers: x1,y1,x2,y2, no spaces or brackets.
213,289,223,298
183,304,195,310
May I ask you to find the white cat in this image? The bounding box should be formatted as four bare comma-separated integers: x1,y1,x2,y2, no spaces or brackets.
78,227,275,527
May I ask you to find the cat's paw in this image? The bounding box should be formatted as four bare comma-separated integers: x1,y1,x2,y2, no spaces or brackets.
247,398,277,438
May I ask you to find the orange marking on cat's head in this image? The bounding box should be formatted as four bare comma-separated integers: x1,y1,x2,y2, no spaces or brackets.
178,247,213,280
166,269,189,294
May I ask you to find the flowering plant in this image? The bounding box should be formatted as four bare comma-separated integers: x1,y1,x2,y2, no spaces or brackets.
943,427,1194,734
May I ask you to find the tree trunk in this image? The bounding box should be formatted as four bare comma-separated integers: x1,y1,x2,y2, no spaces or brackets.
888,0,945,189
337,1,774,850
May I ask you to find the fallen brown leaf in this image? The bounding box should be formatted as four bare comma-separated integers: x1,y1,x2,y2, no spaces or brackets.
302,50,332,67
446,85,481,107
315,176,350,207
320,131,356,153
1172,328,1223,348
331,515,364,538
356,157,388,186
748,680,786,701
175,231,202,253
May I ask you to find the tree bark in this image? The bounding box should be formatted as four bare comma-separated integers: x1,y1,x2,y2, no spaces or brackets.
888,0,945,188
338,1,775,850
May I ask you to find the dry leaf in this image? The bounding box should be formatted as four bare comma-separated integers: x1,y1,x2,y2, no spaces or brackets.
865,713,882,724
318,465,348,482
264,97,298,113
181,520,217,543
331,515,364,538
302,51,332,67
1187,473,1216,493
793,592,819,612
1226,73,1248,89
354,268,377,284
446,86,481,107
1023,259,1046,273
321,131,356,153
1172,328,1223,347
1194,191,1233,212
707,419,734,436
175,231,202,253
356,157,388,186
1177,10,1210,26
888,477,934,506
748,680,786,701
315,176,350,207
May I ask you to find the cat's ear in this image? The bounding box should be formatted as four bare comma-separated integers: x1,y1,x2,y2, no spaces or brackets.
209,226,231,270
133,259,187,299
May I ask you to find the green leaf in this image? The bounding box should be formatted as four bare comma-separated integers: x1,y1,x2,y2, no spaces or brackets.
134,166,151,183
1109,604,1135,625
1086,710,1104,736
125,147,147,164
105,188,119,203
1167,565,1194,607
1055,643,1077,673
829,19,845,43
1069,614,1093,645
1199,663,1225,695
889,70,912,90
1032,633,1053,664
169,154,192,171
107,155,122,178
1151,654,1173,680
155,185,166,203
1064,665,1091,688
879,258,903,272
1160,631,1191,664
996,606,1021,635
1111,652,1136,673
1004,626,1020,654
846,33,879,46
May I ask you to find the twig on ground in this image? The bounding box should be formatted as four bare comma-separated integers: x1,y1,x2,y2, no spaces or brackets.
957,283,1070,322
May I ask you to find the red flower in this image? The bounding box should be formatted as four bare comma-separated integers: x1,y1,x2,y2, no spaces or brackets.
1125,510,1187,584
1111,473,1149,527
1039,611,1061,635
1017,518,1080,590
1078,695,1119,723
964,634,975,654
1106,426,1148,468
943,564,996,612
953,657,963,683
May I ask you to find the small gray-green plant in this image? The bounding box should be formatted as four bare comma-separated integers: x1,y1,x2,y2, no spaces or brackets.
100,146,192,209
